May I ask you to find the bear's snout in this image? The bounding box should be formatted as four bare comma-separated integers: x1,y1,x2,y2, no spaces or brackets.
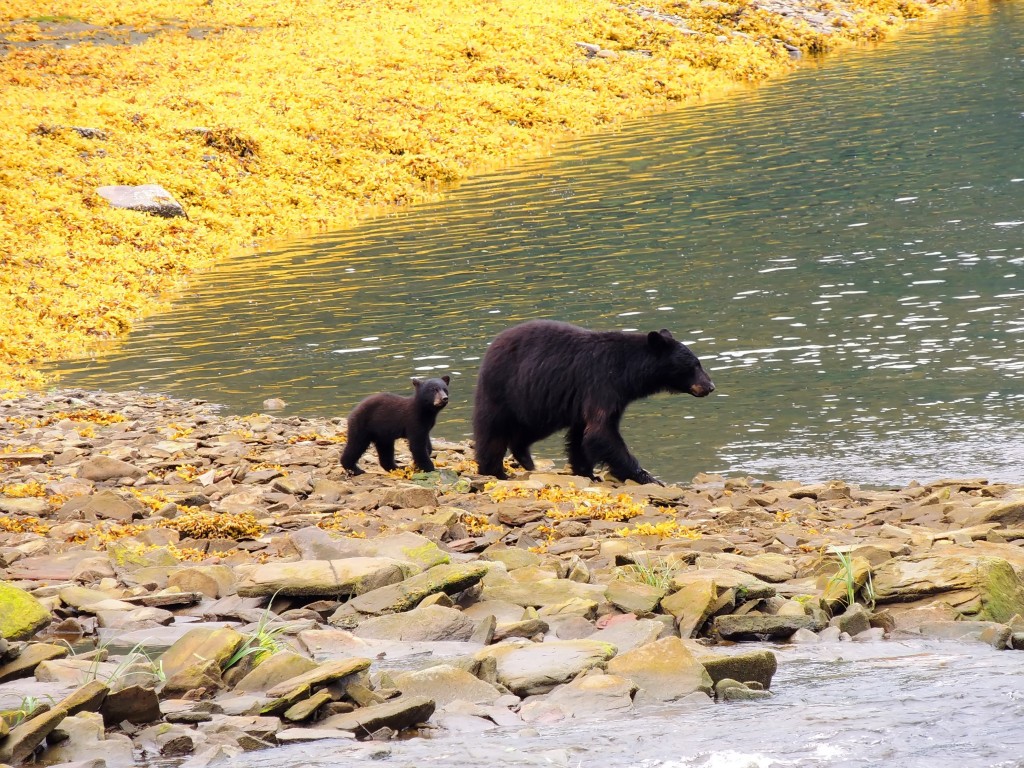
689,378,715,397
435,392,449,408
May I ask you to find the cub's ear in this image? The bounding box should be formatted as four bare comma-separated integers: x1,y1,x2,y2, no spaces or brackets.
441,375,451,385
411,378,423,389
647,329,676,350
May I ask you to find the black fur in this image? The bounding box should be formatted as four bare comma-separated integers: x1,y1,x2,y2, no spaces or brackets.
341,376,450,474
473,320,714,485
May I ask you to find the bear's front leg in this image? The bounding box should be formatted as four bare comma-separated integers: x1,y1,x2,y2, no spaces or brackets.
581,420,663,486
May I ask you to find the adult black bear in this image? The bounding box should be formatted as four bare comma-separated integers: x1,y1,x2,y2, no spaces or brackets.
473,320,714,485
341,376,450,474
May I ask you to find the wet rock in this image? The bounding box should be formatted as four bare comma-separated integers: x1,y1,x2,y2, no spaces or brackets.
829,604,872,636
605,580,666,615
339,562,489,617
477,639,616,696
714,613,823,640
283,688,334,722
44,711,135,767
353,605,476,642
528,672,637,719
393,664,503,707
233,651,319,693
789,627,820,643
161,657,226,698
159,626,245,681
0,581,52,640
606,636,713,702
96,183,186,218
716,684,770,704
660,576,719,638
319,695,436,737
100,684,162,725
265,657,372,700
0,684,105,765
0,642,69,683
918,620,1012,649
697,647,776,688
0,699,68,763
236,558,410,598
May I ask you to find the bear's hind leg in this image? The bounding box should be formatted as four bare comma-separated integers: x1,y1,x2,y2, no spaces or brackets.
374,440,399,472
473,405,510,479
566,424,596,479
408,431,436,473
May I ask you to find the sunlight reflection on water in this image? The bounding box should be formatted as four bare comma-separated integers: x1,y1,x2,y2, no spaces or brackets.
52,3,1024,488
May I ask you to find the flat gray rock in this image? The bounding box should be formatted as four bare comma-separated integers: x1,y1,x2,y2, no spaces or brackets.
476,639,616,696
319,695,436,736
96,184,186,218
353,605,475,642
394,664,503,707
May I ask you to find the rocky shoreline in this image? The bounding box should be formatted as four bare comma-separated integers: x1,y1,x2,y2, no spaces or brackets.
3,387,1024,766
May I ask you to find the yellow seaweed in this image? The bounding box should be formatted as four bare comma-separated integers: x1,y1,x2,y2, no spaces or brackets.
0,0,955,388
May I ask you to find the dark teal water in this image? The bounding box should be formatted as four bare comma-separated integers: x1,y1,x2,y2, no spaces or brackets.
52,3,1024,487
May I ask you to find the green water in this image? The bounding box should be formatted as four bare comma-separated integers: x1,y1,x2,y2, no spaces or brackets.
53,3,1024,487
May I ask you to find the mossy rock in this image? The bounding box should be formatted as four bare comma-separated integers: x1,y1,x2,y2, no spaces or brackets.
0,581,51,641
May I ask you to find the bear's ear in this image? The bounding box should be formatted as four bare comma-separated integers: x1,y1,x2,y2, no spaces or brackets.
441,375,451,385
648,329,675,351
411,378,423,389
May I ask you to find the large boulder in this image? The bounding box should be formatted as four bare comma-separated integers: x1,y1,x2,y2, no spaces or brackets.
873,554,1024,623
0,581,51,640
606,636,712,702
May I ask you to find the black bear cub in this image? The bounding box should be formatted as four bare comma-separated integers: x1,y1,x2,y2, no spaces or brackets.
473,320,714,486
341,376,450,474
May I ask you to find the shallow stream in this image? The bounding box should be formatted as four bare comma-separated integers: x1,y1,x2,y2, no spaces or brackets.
141,640,1024,768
